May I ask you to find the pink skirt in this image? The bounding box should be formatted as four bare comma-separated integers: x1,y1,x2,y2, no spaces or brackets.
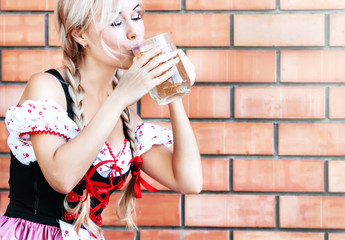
0,216,63,240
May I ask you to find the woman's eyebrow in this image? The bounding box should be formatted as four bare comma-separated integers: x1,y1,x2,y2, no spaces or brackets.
117,4,140,14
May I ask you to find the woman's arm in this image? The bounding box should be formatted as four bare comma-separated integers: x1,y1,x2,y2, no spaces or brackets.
28,73,128,194
27,48,179,194
141,99,202,194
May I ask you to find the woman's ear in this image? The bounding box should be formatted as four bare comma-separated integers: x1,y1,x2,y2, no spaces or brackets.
71,28,87,47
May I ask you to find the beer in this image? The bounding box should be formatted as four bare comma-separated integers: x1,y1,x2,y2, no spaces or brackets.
132,33,191,105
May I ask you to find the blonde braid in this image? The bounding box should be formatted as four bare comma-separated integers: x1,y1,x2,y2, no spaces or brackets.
57,8,101,237
63,57,102,237
112,71,138,229
63,63,102,238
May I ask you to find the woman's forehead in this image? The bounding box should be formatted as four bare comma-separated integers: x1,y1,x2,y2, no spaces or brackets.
115,0,141,12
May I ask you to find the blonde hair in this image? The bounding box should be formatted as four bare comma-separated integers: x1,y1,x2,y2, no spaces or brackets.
55,0,144,237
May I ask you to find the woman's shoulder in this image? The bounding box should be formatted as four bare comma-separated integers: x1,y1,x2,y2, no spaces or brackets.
19,69,67,111
129,108,143,130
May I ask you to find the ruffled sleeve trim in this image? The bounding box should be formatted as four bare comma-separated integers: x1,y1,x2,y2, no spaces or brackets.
5,99,79,165
134,122,173,156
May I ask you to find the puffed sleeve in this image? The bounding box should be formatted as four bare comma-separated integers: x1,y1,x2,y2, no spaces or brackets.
5,99,79,165
135,122,173,156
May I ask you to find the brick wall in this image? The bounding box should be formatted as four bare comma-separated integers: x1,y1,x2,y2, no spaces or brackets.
1,0,345,239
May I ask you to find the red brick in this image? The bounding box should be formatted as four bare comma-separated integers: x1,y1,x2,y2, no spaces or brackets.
49,14,60,46
0,15,45,46
233,231,323,240
329,234,345,240
140,86,230,118
280,196,345,228
140,230,229,240
186,0,275,10
185,194,275,227
281,0,345,9
0,192,9,216
233,159,324,192
281,50,345,83
143,0,181,10
2,50,63,82
136,194,180,226
192,122,273,155
235,87,325,119
144,14,230,47
187,50,276,83
0,86,25,117
0,122,10,153
0,0,55,10
102,230,135,239
202,159,229,191
330,14,345,46
0,157,10,189
102,193,180,226
279,123,345,156
330,87,345,118
329,161,345,192
234,14,324,46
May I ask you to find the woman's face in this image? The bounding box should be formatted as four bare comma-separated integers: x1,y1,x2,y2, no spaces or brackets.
86,0,145,69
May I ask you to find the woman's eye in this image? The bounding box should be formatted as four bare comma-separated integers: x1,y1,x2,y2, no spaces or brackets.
132,13,141,20
111,21,123,27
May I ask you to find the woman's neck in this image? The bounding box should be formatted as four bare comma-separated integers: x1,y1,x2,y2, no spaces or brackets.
78,56,117,99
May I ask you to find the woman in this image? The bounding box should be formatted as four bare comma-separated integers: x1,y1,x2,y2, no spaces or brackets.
0,0,202,239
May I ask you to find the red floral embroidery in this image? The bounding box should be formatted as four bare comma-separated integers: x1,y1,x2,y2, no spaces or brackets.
67,191,80,202
136,122,145,132
99,148,107,155
63,212,78,221
151,136,158,140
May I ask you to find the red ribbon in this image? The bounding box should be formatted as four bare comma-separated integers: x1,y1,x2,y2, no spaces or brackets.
82,160,125,211
128,156,158,198
67,156,158,225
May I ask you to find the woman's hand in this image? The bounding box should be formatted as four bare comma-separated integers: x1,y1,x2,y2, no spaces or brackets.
178,49,196,85
114,48,180,107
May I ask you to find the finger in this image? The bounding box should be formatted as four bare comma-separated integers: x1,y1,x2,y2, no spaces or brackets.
135,47,162,68
178,49,195,71
153,66,178,85
149,57,179,78
144,51,178,72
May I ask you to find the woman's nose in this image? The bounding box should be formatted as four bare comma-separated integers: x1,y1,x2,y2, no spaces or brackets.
127,23,138,40
128,31,137,40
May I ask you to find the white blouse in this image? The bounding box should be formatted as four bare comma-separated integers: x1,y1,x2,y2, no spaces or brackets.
5,99,173,178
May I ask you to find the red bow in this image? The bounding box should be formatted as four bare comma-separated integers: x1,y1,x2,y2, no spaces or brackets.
129,156,158,198
82,160,125,210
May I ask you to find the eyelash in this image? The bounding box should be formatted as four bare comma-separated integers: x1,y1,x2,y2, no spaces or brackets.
111,15,142,27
